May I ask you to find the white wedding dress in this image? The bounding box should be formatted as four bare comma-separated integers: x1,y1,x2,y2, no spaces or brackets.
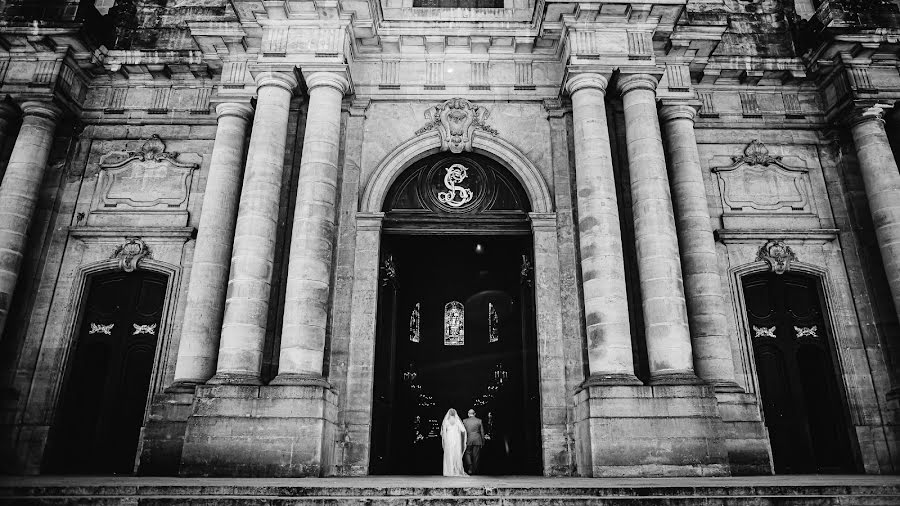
441,409,468,477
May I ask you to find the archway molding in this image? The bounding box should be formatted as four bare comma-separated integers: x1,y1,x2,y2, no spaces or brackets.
360,130,554,213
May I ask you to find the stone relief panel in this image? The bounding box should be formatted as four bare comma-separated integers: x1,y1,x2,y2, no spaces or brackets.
88,135,200,227
711,140,817,229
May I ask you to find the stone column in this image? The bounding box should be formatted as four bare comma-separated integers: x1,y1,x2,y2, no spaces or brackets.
171,102,254,389
617,74,696,384
565,73,640,385
0,101,61,339
273,71,349,385
659,103,739,390
209,73,297,385
850,104,900,340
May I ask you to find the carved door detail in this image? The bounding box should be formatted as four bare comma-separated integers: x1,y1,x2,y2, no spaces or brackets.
44,271,166,474
743,272,855,473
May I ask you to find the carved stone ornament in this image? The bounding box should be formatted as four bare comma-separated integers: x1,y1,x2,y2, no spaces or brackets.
756,240,797,275
96,135,199,210
712,140,811,214
415,98,499,154
111,237,151,272
732,140,782,166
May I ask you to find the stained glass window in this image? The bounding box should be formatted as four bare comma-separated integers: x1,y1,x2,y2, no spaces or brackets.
488,302,499,343
444,301,465,346
409,303,421,343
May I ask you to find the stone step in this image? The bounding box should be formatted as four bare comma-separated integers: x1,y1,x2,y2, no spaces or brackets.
2,476,899,505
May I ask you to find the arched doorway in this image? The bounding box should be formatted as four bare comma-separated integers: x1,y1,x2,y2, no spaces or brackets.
43,270,167,474
743,271,856,473
369,152,542,475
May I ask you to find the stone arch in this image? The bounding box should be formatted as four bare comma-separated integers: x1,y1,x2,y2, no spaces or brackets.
360,130,553,213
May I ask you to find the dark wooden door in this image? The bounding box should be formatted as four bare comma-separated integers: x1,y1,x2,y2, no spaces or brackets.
743,272,855,474
44,271,166,475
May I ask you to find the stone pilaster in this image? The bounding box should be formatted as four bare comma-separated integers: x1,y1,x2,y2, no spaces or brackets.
171,102,254,389
208,73,297,385
0,101,61,339
659,103,739,391
273,71,350,385
850,105,900,354
617,74,696,384
564,73,639,386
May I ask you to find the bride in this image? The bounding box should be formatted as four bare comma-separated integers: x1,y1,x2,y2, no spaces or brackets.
440,408,468,477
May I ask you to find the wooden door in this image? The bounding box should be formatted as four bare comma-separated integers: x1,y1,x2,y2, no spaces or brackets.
743,272,855,474
44,271,166,474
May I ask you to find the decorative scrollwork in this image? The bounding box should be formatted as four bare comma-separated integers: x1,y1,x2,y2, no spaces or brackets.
757,240,798,275
436,164,474,208
415,98,498,154
132,323,157,335
795,325,818,339
752,325,776,339
733,140,782,166
89,323,114,335
111,237,151,272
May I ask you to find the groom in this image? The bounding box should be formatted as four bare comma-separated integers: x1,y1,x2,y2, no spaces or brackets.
462,408,485,474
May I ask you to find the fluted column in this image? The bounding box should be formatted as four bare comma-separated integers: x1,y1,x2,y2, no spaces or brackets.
660,103,739,390
0,101,61,339
565,73,640,385
209,73,297,385
273,71,349,385
171,102,254,389
850,104,900,340
617,74,697,384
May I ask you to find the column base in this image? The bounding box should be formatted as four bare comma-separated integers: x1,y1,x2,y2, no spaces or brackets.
649,371,706,386
713,390,774,475
179,384,337,477
136,390,196,475
269,373,332,388
574,383,730,477
580,373,644,389
205,372,263,386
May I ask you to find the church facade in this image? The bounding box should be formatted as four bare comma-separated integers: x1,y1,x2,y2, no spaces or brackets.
0,0,899,477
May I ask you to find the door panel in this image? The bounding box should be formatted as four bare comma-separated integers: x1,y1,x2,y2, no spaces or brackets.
744,272,855,474
44,271,166,475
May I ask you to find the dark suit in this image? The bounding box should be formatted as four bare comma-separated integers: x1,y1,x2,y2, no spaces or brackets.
462,415,484,474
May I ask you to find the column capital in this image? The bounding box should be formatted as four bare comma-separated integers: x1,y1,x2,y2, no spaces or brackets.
616,73,659,96
215,102,254,121
19,101,62,123
305,71,351,95
659,101,701,123
848,102,892,127
255,71,299,94
565,73,609,96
